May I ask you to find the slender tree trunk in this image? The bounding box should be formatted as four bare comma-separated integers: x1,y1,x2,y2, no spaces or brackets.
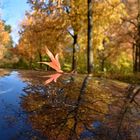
87,0,94,74
139,46,140,70
133,44,136,72
137,0,140,72
39,51,42,69
136,46,139,71
134,44,140,72
134,45,138,72
29,58,32,69
72,34,77,71
101,59,105,72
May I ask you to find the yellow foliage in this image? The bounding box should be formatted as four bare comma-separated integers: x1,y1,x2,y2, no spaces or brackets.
0,21,11,60
18,0,127,69
0,21,10,46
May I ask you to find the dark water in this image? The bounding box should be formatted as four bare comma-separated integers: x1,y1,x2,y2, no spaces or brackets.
0,69,139,140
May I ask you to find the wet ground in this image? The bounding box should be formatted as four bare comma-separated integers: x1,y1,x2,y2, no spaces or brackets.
0,69,139,140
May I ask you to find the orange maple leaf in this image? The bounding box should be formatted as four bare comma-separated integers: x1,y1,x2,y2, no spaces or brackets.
39,47,63,73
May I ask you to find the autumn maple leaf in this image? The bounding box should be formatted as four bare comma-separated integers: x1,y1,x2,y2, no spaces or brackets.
39,47,63,73
43,73,62,85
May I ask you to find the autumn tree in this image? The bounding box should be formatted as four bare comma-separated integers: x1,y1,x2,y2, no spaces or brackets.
87,0,94,73
30,0,125,72
16,5,69,69
118,0,140,72
0,20,11,63
134,0,140,71
27,0,83,71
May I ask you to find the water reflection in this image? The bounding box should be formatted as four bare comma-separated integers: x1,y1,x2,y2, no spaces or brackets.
0,70,139,140
20,72,140,140
22,76,113,140
0,70,28,140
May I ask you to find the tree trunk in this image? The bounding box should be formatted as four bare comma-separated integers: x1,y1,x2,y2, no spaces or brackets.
134,43,140,72
137,0,140,72
39,51,42,69
133,44,136,72
87,0,94,74
29,58,33,69
72,34,77,71
139,46,140,70
134,46,138,72
101,59,105,72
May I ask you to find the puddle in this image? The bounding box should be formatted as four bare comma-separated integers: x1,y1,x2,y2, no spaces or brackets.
0,69,139,140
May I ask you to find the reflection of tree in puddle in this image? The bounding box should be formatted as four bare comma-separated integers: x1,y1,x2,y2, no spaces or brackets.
21,75,115,139
20,73,140,140
98,85,140,140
